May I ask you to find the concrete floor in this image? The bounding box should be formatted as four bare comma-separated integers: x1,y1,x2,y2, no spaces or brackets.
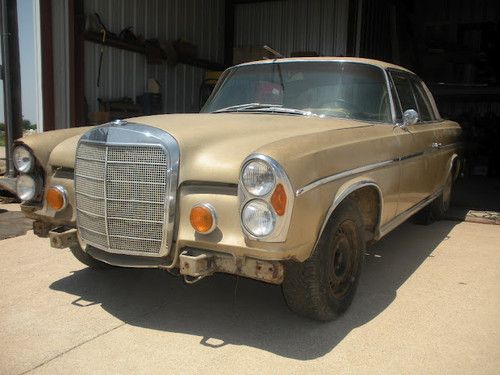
0,204,499,374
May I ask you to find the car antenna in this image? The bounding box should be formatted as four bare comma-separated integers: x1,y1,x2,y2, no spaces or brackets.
263,45,285,59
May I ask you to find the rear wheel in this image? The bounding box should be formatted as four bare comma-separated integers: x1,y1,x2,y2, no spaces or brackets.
69,243,114,269
282,199,365,321
430,173,453,220
413,173,453,225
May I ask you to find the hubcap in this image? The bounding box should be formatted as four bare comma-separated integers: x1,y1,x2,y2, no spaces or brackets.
327,221,358,299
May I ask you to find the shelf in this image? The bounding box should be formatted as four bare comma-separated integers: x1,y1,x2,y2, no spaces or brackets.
84,31,225,71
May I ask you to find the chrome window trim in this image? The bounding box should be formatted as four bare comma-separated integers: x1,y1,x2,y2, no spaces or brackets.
382,68,398,124
387,68,420,124
387,68,441,124
239,154,294,242
75,122,180,258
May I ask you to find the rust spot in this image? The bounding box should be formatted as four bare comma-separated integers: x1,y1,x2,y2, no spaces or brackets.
271,263,279,279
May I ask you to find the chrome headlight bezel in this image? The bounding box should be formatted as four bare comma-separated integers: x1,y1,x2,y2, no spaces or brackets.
13,145,35,173
238,154,294,242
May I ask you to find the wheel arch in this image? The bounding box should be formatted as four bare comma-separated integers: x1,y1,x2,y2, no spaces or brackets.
315,179,384,249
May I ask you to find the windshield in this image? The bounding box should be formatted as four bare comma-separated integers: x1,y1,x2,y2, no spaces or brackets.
201,61,392,122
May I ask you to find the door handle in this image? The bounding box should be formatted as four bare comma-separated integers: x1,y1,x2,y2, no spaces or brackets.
431,142,442,149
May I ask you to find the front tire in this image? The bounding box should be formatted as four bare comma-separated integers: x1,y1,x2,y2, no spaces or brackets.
282,199,365,321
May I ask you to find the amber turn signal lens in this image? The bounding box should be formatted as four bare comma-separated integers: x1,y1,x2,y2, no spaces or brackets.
271,183,287,216
190,204,216,233
46,186,67,211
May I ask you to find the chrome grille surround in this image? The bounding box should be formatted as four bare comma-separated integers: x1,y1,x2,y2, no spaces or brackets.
74,122,179,257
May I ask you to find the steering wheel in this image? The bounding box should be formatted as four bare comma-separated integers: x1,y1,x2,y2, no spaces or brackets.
316,98,362,118
332,98,363,113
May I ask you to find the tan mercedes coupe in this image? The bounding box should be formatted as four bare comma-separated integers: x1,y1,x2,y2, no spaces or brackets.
11,57,461,321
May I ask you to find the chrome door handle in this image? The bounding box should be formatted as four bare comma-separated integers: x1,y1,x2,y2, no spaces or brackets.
431,142,442,149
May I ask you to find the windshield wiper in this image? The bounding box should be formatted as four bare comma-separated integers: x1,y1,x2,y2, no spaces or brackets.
213,103,278,113
252,106,319,117
214,103,318,117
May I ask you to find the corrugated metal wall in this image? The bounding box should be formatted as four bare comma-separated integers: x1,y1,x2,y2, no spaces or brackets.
234,0,350,57
83,0,224,115
358,0,392,62
416,0,500,24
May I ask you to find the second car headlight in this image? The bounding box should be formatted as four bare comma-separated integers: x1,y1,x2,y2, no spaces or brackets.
16,174,37,201
241,199,276,237
13,146,34,173
241,160,275,196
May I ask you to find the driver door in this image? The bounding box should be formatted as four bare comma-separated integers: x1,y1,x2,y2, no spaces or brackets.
390,70,441,215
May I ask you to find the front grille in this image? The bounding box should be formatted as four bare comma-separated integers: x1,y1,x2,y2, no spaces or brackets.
75,141,170,256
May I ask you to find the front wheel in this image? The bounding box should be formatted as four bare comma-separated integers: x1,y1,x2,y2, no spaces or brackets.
282,199,365,321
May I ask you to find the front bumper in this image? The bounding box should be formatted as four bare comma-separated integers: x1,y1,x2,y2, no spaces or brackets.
48,225,284,284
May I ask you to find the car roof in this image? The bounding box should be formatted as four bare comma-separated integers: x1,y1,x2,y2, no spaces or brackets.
234,57,414,74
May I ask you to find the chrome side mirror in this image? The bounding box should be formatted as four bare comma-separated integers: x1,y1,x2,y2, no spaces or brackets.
403,109,419,126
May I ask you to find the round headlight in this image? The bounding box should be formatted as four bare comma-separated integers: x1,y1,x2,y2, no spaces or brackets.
242,199,276,237
16,174,37,201
242,160,275,196
13,146,34,173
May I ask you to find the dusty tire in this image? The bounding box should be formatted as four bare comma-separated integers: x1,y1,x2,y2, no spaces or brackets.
282,198,365,321
413,173,453,225
430,172,453,220
69,244,114,269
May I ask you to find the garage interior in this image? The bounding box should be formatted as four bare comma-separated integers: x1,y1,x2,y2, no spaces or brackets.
1,0,499,217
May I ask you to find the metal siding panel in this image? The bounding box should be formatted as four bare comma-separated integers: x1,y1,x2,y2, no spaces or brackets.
234,0,349,58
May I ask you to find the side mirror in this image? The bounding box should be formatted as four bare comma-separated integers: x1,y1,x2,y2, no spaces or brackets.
402,109,419,126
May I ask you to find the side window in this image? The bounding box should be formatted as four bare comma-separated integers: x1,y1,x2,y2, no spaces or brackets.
410,78,435,121
391,73,417,115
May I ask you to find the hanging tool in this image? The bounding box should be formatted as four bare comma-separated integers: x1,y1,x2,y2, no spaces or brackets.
94,13,109,88
96,28,106,87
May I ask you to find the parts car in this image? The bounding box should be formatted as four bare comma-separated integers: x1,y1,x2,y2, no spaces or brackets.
11,57,462,321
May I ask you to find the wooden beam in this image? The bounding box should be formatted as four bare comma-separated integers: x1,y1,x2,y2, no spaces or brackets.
84,31,225,71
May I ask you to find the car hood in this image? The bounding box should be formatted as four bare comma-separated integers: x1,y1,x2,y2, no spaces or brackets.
28,113,370,185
